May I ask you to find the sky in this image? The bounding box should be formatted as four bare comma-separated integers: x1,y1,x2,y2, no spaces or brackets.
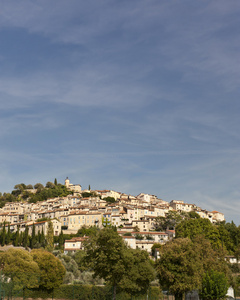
0,1,240,224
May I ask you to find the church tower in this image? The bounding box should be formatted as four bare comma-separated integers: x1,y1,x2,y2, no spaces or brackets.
65,177,70,188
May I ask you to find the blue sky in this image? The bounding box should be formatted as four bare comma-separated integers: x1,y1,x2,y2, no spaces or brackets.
0,1,240,223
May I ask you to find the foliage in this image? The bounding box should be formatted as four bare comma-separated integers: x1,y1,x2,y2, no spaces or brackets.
135,233,144,240
57,230,64,249
176,218,240,254
117,248,155,296
34,183,44,190
0,248,40,290
19,284,161,300
46,220,54,252
154,211,185,231
176,218,222,250
84,228,154,299
187,211,200,219
103,196,116,203
0,181,71,206
199,269,229,300
81,192,98,198
151,243,162,256
12,183,27,196
57,253,81,284
77,225,99,237
72,250,87,272
28,184,71,203
145,234,154,240
45,181,55,189
31,249,66,291
156,236,231,300
156,238,203,300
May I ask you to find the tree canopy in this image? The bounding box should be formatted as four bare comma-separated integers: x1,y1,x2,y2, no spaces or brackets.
154,211,186,231
156,238,202,300
84,228,154,299
0,248,40,290
199,269,229,300
31,249,66,291
156,236,231,300
176,218,221,249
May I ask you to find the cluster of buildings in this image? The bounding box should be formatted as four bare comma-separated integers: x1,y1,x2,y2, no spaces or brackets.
0,178,225,255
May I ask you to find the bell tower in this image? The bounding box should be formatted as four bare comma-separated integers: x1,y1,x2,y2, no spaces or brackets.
65,177,70,188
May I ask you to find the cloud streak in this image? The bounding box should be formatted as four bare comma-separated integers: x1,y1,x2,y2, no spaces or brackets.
0,1,240,224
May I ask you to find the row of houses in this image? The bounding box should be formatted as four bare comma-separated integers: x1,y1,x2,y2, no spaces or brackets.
0,195,224,235
64,230,175,255
0,179,225,255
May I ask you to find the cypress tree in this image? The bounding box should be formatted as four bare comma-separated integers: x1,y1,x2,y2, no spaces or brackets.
58,230,64,249
46,220,54,252
6,225,11,245
23,225,29,248
19,231,23,246
1,222,6,246
31,223,36,249
14,226,20,246
40,227,45,247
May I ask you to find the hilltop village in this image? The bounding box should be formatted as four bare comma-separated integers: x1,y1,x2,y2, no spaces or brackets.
0,178,224,255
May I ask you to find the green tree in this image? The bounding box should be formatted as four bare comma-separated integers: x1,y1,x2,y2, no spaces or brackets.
199,269,229,300
46,220,54,252
151,243,162,257
156,236,231,300
13,183,26,196
54,178,58,185
1,222,6,246
77,225,99,237
19,231,23,246
31,223,37,249
58,230,64,249
45,181,55,189
57,253,81,284
73,250,87,272
84,228,154,299
14,225,20,246
188,211,200,219
103,197,116,203
135,233,144,240
154,211,184,231
6,225,11,245
40,227,45,247
34,183,44,190
0,248,40,290
156,238,202,300
117,248,155,296
176,218,221,250
23,225,29,248
31,249,65,291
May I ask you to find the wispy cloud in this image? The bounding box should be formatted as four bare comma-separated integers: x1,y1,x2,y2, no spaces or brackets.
0,1,240,224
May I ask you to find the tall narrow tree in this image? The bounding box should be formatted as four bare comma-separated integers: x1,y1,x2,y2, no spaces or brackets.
31,223,37,249
46,221,54,252
23,225,29,248
58,230,64,250
40,227,45,247
14,225,20,246
6,225,11,245
1,222,6,246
